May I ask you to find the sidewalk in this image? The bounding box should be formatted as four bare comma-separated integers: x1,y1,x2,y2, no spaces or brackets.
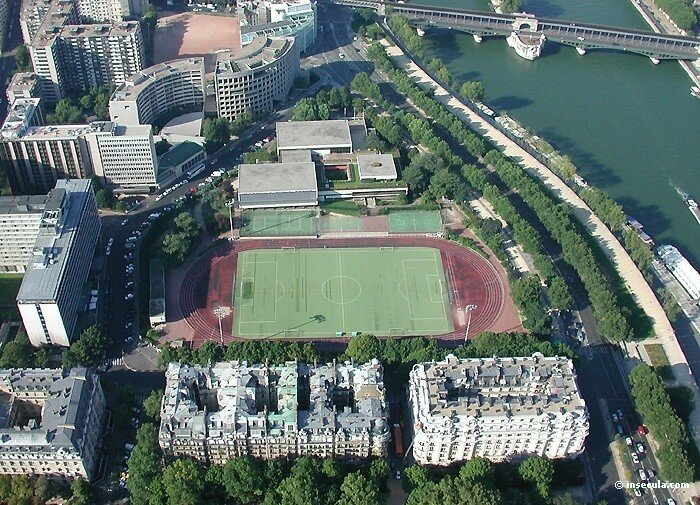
378,38,700,450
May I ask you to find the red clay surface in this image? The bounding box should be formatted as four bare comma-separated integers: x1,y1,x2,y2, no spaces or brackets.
154,12,241,65
178,237,523,347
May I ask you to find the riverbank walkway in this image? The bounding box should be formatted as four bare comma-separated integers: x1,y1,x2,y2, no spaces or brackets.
378,37,700,453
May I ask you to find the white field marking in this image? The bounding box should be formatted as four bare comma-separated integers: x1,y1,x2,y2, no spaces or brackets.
237,260,278,324
433,248,451,328
338,251,346,329
401,258,447,321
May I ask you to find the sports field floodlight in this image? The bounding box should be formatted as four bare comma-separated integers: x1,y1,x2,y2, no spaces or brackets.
213,306,230,344
464,304,477,344
224,200,235,242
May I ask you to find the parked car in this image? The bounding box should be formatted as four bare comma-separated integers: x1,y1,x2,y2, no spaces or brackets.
121,219,129,226
625,437,633,446
125,243,135,250
124,293,134,300
637,425,648,436
395,471,401,480
638,469,647,481
631,453,640,464
636,443,645,454
633,488,643,497
612,413,619,423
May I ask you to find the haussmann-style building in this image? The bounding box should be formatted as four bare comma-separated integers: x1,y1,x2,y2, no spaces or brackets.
408,353,589,465
159,360,389,464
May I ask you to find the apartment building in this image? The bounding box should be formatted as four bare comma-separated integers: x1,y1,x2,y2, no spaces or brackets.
0,194,49,272
409,354,589,465
84,121,158,191
23,0,144,101
0,105,157,194
159,360,389,464
109,58,205,126
238,0,316,52
6,73,42,104
16,179,99,347
215,36,299,121
76,0,145,22
0,368,105,481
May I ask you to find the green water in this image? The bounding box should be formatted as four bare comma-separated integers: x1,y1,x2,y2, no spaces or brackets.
412,0,700,266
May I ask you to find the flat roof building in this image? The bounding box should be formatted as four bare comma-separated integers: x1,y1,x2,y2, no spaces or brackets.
356,153,398,181
237,161,317,209
157,141,205,185
6,73,41,104
83,121,158,192
0,367,106,481
276,119,353,156
239,0,316,53
215,36,299,121
16,179,100,347
0,194,49,272
159,360,389,464
409,354,589,465
109,58,205,127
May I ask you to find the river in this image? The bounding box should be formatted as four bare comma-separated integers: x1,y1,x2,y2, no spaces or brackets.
412,0,700,267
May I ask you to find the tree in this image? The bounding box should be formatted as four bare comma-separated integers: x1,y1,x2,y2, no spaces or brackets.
547,276,572,311
338,472,380,505
403,465,431,493
222,456,265,504
143,389,164,421
458,457,495,483
0,333,36,368
500,0,523,14
160,232,193,265
203,117,231,153
428,169,461,201
344,334,381,363
14,45,32,72
460,80,485,101
161,459,205,505
62,325,107,367
519,457,554,504
127,424,163,505
403,153,444,196
155,140,172,156
71,477,92,505
8,475,34,505
352,98,364,113
368,458,389,490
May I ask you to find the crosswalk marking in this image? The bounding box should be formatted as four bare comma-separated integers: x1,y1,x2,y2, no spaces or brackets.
103,357,124,367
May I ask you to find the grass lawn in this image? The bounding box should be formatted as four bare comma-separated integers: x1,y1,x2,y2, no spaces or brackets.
645,343,674,380
232,247,453,338
320,200,361,216
0,274,23,306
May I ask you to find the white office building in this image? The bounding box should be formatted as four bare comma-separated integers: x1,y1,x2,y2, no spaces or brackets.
16,179,100,347
0,195,50,273
84,122,158,191
76,0,145,22
409,354,589,465
239,0,316,53
0,368,106,481
215,37,299,121
159,360,389,464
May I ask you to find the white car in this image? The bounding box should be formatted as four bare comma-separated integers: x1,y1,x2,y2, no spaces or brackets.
395,471,400,480
631,453,640,464
132,230,141,236
636,443,645,454
124,293,134,301
633,488,642,497
107,238,114,246
106,247,111,256
625,437,633,446
638,469,647,481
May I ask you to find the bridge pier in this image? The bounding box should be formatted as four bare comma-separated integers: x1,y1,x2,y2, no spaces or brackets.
416,27,425,37
473,34,483,43
576,46,587,56
650,57,661,64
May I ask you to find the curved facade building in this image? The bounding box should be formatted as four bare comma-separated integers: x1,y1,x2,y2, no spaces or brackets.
109,57,205,126
215,37,299,121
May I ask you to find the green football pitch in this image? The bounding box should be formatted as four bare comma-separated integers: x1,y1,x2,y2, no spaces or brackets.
232,247,453,338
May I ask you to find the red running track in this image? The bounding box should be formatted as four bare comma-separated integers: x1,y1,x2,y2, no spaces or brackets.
178,237,511,347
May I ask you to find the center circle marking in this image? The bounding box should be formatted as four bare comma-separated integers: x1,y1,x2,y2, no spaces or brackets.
321,276,362,304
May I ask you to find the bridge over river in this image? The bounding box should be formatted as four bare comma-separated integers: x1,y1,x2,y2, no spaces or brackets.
326,0,700,62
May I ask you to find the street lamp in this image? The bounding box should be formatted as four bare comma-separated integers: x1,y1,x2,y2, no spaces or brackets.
464,304,477,344
225,200,235,242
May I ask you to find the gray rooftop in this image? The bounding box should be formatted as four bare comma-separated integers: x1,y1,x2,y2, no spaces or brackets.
356,153,397,180
411,354,586,419
0,195,49,215
238,162,317,194
16,179,93,303
280,149,312,163
216,36,294,75
276,120,352,151
0,368,96,452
